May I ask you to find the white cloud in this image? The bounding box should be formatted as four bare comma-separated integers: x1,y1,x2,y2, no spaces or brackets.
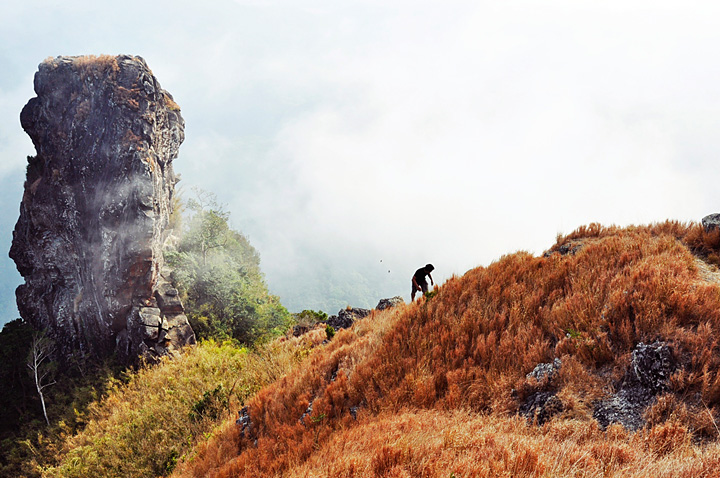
253,2,720,292
3,0,720,314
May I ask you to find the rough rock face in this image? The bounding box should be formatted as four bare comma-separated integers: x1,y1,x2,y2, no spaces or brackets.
526,358,562,382
543,242,583,258
519,392,563,425
593,342,675,431
702,213,720,232
376,296,404,310
236,406,252,438
519,358,564,424
291,324,310,337
10,55,195,363
327,307,371,331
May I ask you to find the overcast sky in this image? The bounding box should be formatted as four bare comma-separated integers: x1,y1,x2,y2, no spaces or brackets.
2,0,720,322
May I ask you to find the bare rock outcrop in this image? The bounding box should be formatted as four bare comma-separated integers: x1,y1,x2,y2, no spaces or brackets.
593,341,675,431
702,213,720,232
327,307,371,331
376,296,404,310
10,55,195,363
518,358,564,424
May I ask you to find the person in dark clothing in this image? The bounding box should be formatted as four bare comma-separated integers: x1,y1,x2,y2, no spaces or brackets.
411,264,435,302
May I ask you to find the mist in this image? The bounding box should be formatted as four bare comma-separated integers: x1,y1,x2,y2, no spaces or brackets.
2,1,720,319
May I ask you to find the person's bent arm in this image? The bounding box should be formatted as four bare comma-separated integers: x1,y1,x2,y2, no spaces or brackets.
428,273,434,286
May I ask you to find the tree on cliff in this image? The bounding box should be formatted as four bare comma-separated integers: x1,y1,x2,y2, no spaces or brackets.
183,190,231,266
27,332,56,426
166,190,291,344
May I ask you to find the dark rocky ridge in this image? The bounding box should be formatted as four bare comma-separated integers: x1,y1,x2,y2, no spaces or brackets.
10,55,195,363
327,307,371,331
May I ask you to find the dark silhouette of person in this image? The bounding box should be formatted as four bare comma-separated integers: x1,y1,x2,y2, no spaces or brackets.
411,264,435,302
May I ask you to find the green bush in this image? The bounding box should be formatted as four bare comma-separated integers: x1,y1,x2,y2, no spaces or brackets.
325,325,335,341
166,189,292,345
189,384,229,422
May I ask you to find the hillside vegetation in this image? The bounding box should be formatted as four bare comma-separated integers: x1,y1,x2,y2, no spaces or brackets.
166,189,291,344
171,221,720,477
40,333,326,478
0,189,296,478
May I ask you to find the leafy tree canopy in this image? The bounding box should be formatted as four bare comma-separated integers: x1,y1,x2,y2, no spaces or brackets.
166,189,291,344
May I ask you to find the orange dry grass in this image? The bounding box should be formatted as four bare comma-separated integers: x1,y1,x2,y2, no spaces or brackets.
286,410,720,478
58,54,121,81
175,221,720,477
164,93,181,111
173,308,401,477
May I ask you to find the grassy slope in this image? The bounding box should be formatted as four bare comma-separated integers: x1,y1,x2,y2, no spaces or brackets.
173,221,720,477
40,332,327,478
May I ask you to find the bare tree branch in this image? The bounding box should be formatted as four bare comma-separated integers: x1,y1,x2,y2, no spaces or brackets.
27,332,56,426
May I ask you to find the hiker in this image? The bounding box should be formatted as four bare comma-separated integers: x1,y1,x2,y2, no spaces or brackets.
411,264,435,302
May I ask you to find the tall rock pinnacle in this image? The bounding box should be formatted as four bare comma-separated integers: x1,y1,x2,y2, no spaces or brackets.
10,55,195,363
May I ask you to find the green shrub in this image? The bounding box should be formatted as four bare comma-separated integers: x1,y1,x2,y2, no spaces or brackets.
325,325,335,341
166,189,292,345
189,385,229,422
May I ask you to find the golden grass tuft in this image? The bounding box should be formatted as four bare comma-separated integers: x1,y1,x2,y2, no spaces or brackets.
164,93,181,111
64,55,120,82
281,410,720,478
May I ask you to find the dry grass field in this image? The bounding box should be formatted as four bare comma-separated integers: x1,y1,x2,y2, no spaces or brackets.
166,221,720,477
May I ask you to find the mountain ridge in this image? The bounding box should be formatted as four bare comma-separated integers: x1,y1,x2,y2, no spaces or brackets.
13,219,720,477
169,220,720,477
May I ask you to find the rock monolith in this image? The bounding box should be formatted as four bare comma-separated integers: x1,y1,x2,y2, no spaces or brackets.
10,55,195,363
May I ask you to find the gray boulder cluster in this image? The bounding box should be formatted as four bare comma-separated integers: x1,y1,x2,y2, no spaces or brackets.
325,296,405,332
10,55,195,363
519,342,675,431
376,296,404,310
290,297,405,340
543,242,583,258
518,358,563,425
326,307,371,331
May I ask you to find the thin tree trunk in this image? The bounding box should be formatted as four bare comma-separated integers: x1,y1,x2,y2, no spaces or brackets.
34,365,50,426
27,333,55,426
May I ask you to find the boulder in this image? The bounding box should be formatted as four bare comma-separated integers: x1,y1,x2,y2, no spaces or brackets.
10,55,195,363
292,324,310,337
519,392,563,425
702,213,720,232
593,342,675,431
376,296,404,310
519,358,564,424
526,358,562,382
543,242,582,258
327,307,371,331
236,406,252,438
